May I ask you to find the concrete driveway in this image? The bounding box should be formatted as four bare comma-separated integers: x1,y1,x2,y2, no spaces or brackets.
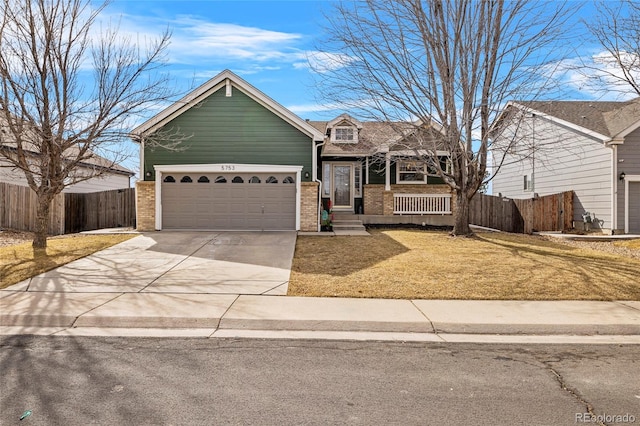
11,231,297,296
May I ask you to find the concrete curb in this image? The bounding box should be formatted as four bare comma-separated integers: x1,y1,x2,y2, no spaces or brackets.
2,294,640,336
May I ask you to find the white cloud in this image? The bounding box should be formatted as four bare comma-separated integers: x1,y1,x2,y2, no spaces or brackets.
547,51,640,100
294,51,357,73
286,102,344,114
94,10,357,76
96,12,308,66
169,18,303,62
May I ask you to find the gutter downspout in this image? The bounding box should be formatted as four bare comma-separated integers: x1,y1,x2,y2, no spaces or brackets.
313,139,326,232
611,144,617,233
139,135,145,182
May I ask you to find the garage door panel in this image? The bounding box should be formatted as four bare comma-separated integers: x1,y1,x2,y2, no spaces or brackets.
161,171,296,230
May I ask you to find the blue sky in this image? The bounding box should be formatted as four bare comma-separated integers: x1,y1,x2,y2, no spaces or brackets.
78,0,638,179
104,0,339,122
100,0,634,127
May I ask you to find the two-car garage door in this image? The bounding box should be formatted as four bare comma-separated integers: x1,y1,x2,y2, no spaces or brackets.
161,172,297,230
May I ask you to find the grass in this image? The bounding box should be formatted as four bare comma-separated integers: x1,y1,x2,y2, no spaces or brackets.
0,234,136,289
288,229,640,301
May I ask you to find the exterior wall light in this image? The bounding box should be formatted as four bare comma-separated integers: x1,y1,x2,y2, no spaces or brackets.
619,172,626,181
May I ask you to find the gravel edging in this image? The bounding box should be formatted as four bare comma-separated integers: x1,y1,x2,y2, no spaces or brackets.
0,229,90,248
541,236,640,260
0,230,33,247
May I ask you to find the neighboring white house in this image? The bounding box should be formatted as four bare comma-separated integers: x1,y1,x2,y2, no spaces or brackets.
491,97,640,234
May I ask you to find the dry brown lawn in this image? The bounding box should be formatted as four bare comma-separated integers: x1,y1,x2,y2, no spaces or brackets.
616,239,640,250
0,234,136,289
288,229,640,300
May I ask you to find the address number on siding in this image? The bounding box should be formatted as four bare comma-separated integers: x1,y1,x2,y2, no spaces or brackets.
221,165,235,171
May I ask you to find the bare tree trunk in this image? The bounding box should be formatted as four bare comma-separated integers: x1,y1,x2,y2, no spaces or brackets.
452,191,473,237
1,0,178,250
33,194,52,250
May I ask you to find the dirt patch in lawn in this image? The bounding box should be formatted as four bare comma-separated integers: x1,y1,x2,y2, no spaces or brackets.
288,229,640,300
0,233,136,289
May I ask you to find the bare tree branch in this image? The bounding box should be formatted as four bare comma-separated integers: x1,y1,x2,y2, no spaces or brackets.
582,0,640,97
0,0,182,248
314,0,576,235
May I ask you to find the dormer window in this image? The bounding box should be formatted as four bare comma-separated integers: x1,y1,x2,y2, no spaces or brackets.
334,127,355,142
327,114,362,144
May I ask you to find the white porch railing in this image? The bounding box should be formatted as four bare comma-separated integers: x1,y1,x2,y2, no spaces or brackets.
394,193,452,215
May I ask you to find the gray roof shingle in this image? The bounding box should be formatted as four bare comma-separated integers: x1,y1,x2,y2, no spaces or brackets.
517,97,640,138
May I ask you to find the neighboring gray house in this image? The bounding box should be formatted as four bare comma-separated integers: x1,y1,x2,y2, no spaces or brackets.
0,111,133,193
0,156,133,193
491,98,640,234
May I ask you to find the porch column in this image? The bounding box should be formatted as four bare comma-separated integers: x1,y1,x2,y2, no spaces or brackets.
385,153,391,191
365,156,369,185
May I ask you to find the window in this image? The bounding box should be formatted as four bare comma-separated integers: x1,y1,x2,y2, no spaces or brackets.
249,176,261,183
180,176,192,183
524,174,533,191
163,175,175,183
322,163,331,197
283,176,294,184
214,176,227,183
397,161,427,184
354,163,362,197
266,176,278,183
232,176,244,183
197,176,210,183
427,156,452,176
332,126,358,143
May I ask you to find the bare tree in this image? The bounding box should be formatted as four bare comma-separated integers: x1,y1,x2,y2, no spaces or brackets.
316,0,575,236
583,0,640,97
0,0,177,249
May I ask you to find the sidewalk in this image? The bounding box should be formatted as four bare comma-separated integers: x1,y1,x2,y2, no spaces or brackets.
2,290,640,343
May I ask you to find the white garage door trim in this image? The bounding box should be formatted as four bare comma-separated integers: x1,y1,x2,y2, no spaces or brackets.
624,175,640,234
154,163,303,230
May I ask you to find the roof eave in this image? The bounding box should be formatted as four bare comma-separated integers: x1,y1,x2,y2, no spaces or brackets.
501,102,611,142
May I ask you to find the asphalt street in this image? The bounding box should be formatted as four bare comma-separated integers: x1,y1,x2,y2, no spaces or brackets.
1,336,638,426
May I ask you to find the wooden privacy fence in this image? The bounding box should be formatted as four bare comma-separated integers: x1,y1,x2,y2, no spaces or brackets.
470,191,574,234
65,188,136,233
0,183,135,235
0,182,65,235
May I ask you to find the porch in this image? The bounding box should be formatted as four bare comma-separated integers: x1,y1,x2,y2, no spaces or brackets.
327,184,455,228
362,184,455,217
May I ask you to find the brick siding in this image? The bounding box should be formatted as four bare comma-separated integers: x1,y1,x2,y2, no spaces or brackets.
300,182,319,231
136,181,155,231
364,185,384,215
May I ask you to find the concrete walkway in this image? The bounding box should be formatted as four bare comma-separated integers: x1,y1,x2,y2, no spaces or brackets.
2,291,640,342
2,233,640,342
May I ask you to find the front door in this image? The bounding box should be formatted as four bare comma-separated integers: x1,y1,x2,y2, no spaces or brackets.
332,164,353,209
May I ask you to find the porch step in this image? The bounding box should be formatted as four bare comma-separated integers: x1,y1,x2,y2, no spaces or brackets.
332,219,366,231
332,213,359,220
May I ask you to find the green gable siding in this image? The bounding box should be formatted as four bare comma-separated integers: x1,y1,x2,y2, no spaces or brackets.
144,87,313,181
